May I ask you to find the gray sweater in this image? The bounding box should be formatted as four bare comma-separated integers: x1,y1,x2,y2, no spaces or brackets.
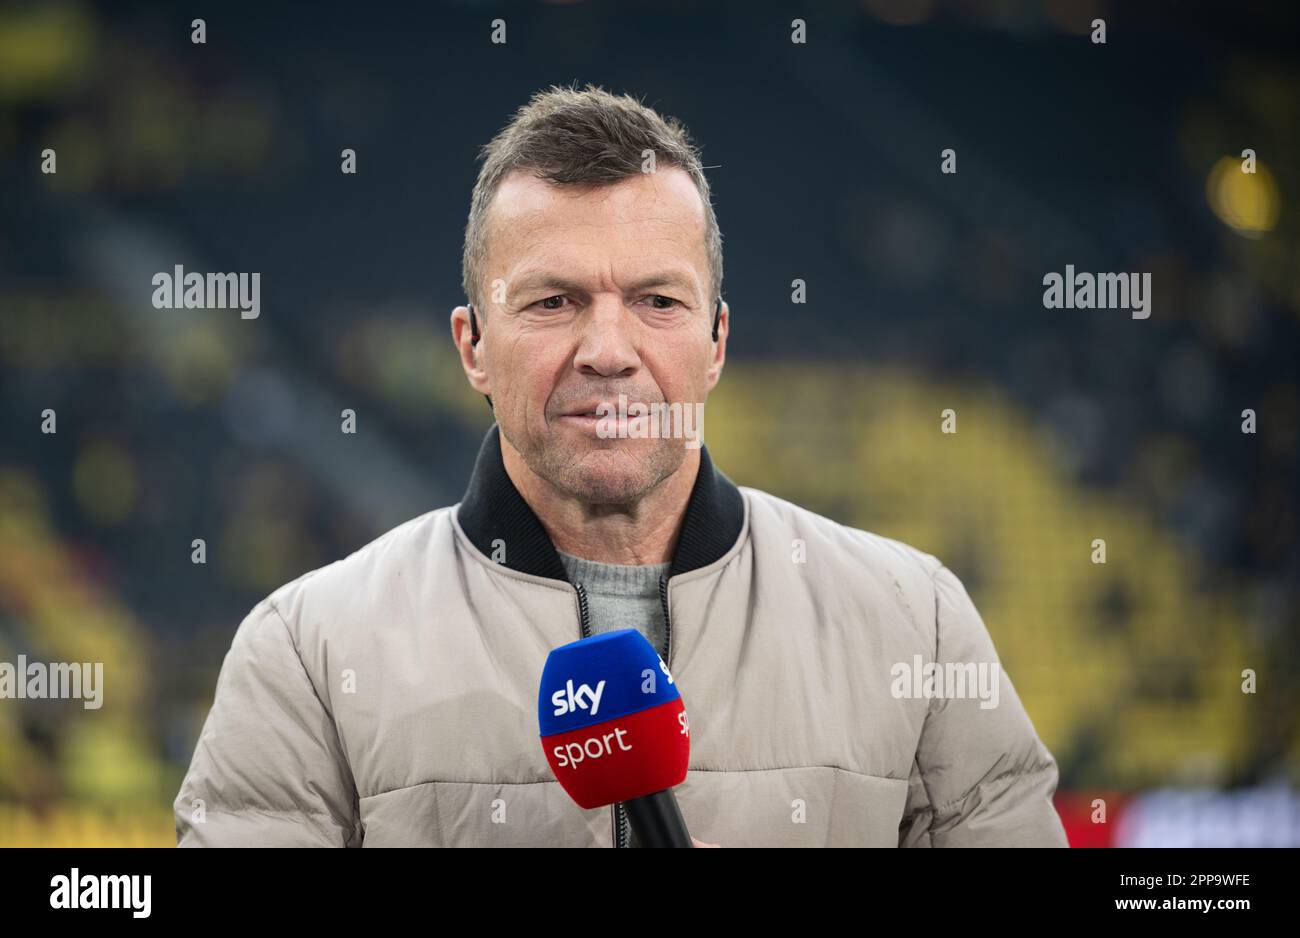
557,549,670,658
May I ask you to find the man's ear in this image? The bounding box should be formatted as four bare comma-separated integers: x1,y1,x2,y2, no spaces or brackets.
705,300,728,390
451,305,492,396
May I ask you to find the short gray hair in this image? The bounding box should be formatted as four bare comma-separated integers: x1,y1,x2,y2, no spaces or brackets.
461,83,723,313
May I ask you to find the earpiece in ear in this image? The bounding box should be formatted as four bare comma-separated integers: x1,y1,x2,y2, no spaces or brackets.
712,298,721,342
465,303,493,412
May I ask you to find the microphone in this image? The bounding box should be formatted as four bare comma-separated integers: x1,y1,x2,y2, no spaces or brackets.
538,628,694,847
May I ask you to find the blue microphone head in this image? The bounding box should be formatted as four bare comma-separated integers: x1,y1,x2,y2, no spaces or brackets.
537,628,689,808
538,629,681,735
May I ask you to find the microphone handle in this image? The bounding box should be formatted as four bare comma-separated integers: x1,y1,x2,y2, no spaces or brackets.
622,789,693,847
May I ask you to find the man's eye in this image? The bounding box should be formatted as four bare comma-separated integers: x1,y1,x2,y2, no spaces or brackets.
529,295,678,311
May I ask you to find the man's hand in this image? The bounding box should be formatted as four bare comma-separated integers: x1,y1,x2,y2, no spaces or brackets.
691,836,720,847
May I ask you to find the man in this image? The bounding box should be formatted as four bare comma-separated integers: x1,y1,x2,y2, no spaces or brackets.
174,84,1067,847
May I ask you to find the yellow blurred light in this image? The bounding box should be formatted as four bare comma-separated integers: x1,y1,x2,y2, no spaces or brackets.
63,719,168,806
160,323,240,405
72,439,137,525
0,805,173,848
1207,156,1280,237
0,6,96,101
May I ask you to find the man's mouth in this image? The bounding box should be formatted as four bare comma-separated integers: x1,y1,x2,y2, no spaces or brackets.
561,401,617,418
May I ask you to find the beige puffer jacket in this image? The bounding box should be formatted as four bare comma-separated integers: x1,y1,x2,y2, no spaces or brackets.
174,425,1067,847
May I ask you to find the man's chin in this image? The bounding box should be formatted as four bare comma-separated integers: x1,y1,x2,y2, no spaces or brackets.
562,450,656,504
547,443,678,505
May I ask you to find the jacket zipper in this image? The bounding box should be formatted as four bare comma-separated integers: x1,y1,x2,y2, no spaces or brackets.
573,583,619,847
573,577,673,849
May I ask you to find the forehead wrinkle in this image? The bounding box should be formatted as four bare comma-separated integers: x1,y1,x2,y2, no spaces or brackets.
489,176,710,299
509,238,705,296
494,176,703,241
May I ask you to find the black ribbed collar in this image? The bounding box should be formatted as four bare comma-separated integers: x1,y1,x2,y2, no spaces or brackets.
455,424,745,582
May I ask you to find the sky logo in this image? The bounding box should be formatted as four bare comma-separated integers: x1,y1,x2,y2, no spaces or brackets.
551,678,606,718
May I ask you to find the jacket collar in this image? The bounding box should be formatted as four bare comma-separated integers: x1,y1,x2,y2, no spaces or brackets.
456,423,745,582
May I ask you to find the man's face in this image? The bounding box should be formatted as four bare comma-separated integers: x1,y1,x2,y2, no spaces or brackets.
455,166,726,505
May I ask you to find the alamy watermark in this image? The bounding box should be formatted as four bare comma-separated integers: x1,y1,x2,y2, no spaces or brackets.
151,264,260,319
0,656,103,709
594,394,704,449
889,655,1000,710
1043,265,1150,319
50,868,150,918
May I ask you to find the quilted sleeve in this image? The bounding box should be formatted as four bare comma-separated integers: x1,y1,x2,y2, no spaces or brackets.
899,564,1068,847
174,599,361,847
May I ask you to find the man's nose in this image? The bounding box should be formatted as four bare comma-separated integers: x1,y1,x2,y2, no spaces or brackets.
572,297,641,378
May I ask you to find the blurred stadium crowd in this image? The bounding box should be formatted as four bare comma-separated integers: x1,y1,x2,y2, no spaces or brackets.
0,1,1296,845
